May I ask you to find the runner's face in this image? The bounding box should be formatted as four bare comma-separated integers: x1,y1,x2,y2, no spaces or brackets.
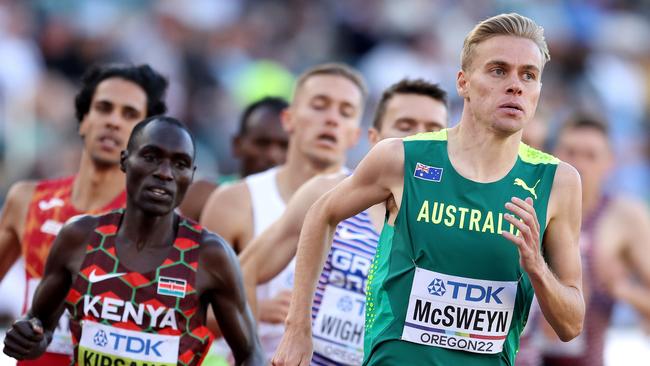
458,35,543,135
80,78,148,167
288,75,362,167
235,107,289,176
371,94,447,144
123,121,195,216
554,127,612,189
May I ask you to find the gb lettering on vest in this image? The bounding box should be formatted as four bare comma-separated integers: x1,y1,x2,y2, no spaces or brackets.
313,286,365,365
401,268,517,354
79,321,179,366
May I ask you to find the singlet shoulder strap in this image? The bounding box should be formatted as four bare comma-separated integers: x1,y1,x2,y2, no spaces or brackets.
173,216,203,272
93,209,123,236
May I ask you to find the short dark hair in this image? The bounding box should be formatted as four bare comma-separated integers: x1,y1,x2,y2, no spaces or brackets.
559,114,610,139
372,79,448,129
126,116,196,158
75,64,169,123
237,96,289,136
294,63,368,102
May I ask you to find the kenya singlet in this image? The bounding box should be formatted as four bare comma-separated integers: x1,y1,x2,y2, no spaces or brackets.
311,211,380,366
65,210,212,366
21,175,125,364
364,130,558,365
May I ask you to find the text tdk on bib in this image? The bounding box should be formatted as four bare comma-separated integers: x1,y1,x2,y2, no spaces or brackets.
79,321,180,366
401,267,517,354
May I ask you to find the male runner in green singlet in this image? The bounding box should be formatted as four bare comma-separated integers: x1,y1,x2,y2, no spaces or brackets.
273,13,585,366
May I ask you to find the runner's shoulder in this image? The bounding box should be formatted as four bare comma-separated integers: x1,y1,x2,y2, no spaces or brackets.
4,180,38,210
609,195,650,225
552,161,581,193
54,214,100,251
364,138,404,168
201,180,250,218
198,229,238,262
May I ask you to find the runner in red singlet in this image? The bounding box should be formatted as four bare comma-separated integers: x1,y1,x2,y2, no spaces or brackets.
3,117,264,365
0,63,168,366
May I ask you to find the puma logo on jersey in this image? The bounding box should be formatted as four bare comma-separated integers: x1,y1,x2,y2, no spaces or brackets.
88,269,126,283
513,178,540,200
38,198,64,211
337,227,369,241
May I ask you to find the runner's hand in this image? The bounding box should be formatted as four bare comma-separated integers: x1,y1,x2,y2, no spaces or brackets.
502,197,544,275
259,290,292,324
3,317,49,360
271,324,312,366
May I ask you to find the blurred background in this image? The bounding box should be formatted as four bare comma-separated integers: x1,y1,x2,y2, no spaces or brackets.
0,0,648,364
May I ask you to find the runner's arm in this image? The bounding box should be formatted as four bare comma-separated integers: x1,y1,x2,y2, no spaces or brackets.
508,162,584,342
272,138,404,366
239,174,343,315
0,181,35,281
203,234,265,366
611,200,650,319
4,216,90,360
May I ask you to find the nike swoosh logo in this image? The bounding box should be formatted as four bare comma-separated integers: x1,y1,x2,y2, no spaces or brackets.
38,198,64,211
337,227,369,241
88,269,126,283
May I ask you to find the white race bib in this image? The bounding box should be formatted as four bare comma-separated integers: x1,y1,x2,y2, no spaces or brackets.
401,268,518,354
312,286,365,365
78,320,179,366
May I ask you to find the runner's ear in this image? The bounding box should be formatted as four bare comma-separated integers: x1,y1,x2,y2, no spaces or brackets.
120,150,128,173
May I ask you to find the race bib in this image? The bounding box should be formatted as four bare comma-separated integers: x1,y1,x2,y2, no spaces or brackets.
401,268,517,354
79,321,179,366
313,286,365,365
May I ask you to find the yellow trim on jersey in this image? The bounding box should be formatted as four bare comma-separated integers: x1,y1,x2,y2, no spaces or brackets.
518,143,560,165
403,129,448,142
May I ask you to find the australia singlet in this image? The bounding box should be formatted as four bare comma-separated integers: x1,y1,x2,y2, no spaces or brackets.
363,130,559,365
21,175,125,364
64,210,212,366
311,211,380,366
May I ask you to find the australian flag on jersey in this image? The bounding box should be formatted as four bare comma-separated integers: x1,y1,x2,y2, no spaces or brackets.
414,162,443,182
